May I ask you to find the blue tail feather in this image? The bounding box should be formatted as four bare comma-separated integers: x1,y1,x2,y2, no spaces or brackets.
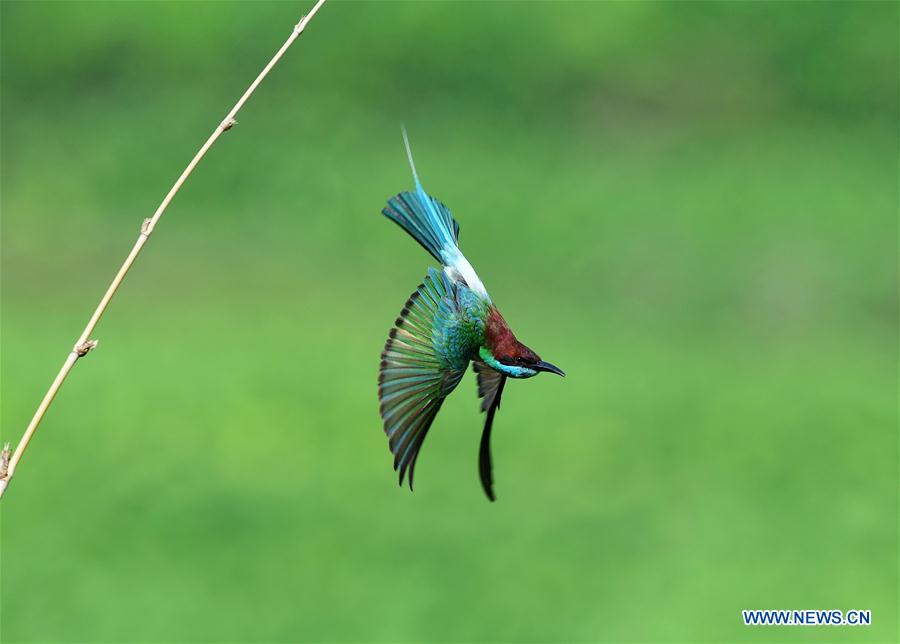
382,128,461,265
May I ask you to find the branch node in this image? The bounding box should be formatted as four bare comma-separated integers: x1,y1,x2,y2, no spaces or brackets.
221,118,237,131
294,17,307,33
74,340,99,357
0,443,11,479
140,218,153,237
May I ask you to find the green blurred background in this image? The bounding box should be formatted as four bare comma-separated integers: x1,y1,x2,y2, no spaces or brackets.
1,1,897,642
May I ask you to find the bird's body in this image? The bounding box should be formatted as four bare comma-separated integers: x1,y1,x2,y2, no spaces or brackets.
378,130,564,501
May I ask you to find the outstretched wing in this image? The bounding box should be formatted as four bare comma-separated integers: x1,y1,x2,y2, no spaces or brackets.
473,361,507,501
379,268,466,489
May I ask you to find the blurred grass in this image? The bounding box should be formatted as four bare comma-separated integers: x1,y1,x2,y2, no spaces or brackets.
1,1,898,642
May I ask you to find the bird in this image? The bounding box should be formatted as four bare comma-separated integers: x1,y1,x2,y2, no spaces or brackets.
377,128,565,501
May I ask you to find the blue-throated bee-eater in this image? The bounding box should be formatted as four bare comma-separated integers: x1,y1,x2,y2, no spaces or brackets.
378,129,565,501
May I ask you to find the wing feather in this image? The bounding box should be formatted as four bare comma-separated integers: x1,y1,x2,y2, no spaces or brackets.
473,361,507,501
379,269,466,489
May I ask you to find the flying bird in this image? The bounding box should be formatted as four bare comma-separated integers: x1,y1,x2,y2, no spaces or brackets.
378,129,565,501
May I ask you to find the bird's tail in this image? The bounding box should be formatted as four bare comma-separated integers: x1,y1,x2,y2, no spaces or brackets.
382,127,461,266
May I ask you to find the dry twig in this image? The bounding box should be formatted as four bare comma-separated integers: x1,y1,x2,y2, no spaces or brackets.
0,0,328,499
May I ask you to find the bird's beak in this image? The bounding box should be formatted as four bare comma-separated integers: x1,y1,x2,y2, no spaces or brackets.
534,360,565,377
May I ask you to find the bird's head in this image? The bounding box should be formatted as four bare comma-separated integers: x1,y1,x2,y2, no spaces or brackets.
481,308,565,379
479,344,565,379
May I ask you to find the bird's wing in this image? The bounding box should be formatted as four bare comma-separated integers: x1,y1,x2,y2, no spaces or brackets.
379,268,467,489
473,361,507,501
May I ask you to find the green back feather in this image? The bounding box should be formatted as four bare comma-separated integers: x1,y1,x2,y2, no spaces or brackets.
378,268,488,488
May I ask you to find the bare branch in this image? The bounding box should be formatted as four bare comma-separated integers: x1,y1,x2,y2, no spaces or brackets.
0,0,328,500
